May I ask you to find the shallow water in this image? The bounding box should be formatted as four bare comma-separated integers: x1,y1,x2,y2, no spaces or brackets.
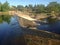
0,15,60,45
37,21,60,34
0,15,23,45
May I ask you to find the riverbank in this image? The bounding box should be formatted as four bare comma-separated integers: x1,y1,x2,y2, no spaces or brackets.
0,11,16,15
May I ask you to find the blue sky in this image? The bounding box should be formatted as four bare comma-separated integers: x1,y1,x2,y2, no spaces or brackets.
0,0,60,6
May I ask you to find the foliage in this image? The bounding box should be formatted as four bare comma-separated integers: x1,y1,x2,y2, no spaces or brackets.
0,1,60,24
0,1,60,16
0,1,10,12
0,2,2,11
17,5,24,11
10,6,17,11
33,4,46,13
46,2,60,13
2,1,10,12
16,2,60,15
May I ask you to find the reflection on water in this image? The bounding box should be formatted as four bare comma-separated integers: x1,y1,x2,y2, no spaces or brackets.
0,15,60,45
0,15,11,24
0,15,23,45
37,21,60,34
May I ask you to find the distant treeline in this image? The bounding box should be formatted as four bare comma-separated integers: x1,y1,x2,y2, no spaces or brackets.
0,1,60,15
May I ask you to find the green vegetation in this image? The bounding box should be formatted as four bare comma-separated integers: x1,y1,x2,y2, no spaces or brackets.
16,2,60,15
0,15,11,24
0,1,60,23
0,1,10,12
17,5,24,11
0,1,60,15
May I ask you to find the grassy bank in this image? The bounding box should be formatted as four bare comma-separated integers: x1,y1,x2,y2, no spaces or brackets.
0,12,9,15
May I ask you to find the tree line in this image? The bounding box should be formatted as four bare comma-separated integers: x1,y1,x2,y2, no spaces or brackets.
0,1,60,16
16,2,60,15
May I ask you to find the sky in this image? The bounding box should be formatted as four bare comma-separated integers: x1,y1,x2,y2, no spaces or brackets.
0,0,60,6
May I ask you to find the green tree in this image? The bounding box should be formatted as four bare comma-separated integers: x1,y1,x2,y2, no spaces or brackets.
17,5,24,11
2,1,10,12
47,2,60,13
25,5,29,8
33,4,45,13
28,4,33,10
0,2,2,11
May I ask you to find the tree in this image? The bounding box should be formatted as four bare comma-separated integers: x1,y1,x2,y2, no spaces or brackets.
28,4,33,10
2,1,10,12
0,2,2,11
47,2,60,13
17,5,24,11
33,4,45,13
10,6,17,11
25,5,29,8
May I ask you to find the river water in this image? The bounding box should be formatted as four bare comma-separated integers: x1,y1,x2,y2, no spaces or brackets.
0,15,60,45
0,15,23,45
37,21,60,34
